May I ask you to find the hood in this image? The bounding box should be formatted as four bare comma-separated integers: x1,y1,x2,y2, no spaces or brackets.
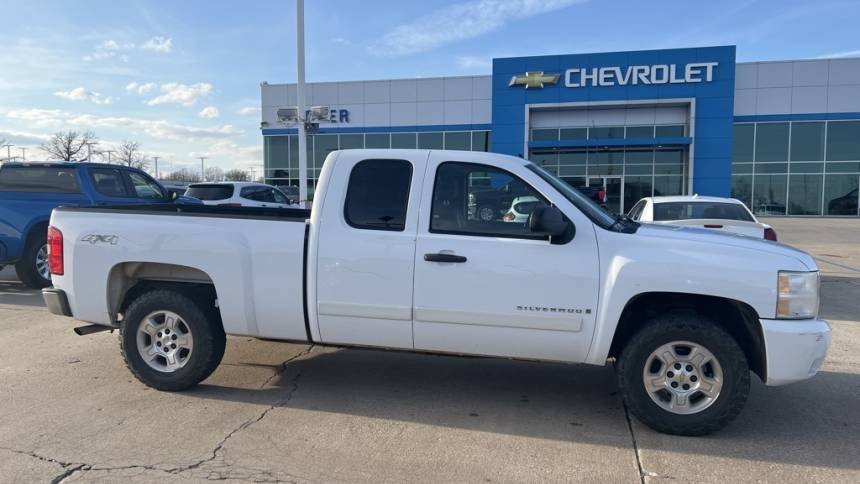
636,223,817,270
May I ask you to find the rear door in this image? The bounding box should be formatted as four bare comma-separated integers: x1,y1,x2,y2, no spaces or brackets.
313,151,427,349
411,154,601,362
86,167,138,205
239,185,273,207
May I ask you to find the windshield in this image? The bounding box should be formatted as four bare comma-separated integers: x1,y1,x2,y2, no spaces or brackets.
653,202,755,222
526,163,617,228
185,184,234,201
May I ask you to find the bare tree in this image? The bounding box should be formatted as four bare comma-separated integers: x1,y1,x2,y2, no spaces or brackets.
203,166,223,182
115,140,150,170
39,130,98,161
164,168,201,183
223,168,250,181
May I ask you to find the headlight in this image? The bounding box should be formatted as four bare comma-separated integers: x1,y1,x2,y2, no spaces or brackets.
776,271,819,319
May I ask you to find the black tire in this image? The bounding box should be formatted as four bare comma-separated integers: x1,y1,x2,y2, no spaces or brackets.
616,314,750,436
120,289,225,391
15,230,51,289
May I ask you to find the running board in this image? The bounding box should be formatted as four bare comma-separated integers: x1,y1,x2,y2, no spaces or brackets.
74,324,113,336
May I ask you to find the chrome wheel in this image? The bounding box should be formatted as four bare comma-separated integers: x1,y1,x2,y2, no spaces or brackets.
36,244,49,280
478,206,495,221
136,311,194,373
642,340,723,415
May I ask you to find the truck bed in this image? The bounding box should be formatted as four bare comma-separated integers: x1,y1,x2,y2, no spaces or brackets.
49,204,312,341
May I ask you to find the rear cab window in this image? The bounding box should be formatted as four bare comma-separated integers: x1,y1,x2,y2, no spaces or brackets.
653,202,755,222
0,166,81,193
344,159,412,231
186,184,234,201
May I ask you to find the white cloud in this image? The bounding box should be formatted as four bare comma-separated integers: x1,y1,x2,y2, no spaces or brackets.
5,108,240,142
332,37,352,46
455,55,492,71
141,36,173,53
817,49,860,59
146,82,213,107
83,39,135,61
239,106,261,116
126,82,157,95
53,87,114,105
198,106,220,119
0,128,51,145
368,0,586,56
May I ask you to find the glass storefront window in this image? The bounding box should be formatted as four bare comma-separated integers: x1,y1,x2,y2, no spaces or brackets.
532,128,558,141
754,163,788,174
472,131,490,151
560,128,587,140
625,164,653,175
590,150,623,165
391,133,416,149
733,124,755,162
559,151,587,166
559,165,586,176
626,126,654,138
790,122,825,161
365,133,390,149
264,136,289,169
827,162,860,173
788,174,823,215
625,149,653,164
731,163,753,174
655,125,685,137
824,175,859,215
752,174,787,215
444,131,471,150
653,176,683,196
418,132,444,149
531,152,557,168
731,175,753,208
624,176,653,210
314,134,338,168
589,126,624,139
826,121,860,161
339,134,364,149
790,162,823,173
755,122,789,162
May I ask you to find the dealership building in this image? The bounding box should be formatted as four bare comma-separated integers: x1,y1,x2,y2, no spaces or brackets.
260,46,860,216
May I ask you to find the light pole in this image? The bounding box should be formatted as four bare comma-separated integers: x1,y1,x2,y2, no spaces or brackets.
153,156,160,178
296,0,308,207
199,156,208,181
3,143,13,161
20,147,26,162
103,150,116,163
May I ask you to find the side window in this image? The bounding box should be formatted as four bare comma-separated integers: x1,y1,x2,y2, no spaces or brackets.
128,172,164,200
271,188,289,204
241,186,275,202
344,159,412,231
628,200,645,220
0,167,81,193
430,162,549,238
89,168,129,197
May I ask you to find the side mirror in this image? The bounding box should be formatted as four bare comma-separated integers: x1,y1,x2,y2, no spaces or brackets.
169,191,179,201
529,205,575,243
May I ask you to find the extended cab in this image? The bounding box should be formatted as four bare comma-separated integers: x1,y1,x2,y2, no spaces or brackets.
0,162,200,288
43,150,831,436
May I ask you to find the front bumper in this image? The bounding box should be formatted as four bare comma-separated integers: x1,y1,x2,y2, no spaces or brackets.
42,288,73,317
761,318,831,386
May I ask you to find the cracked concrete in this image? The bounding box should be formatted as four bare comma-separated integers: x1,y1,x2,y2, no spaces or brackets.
1,218,859,483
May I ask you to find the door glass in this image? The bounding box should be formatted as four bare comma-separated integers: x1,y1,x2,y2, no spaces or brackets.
128,172,165,200
89,168,128,197
344,159,412,231
431,162,548,238
241,186,273,202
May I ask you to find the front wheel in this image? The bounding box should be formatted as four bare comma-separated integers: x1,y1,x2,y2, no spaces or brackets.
120,289,225,391
616,315,750,436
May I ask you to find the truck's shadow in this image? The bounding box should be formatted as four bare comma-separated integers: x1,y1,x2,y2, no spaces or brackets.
192,346,860,471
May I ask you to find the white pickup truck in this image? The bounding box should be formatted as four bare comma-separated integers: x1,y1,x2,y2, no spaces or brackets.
42,149,831,436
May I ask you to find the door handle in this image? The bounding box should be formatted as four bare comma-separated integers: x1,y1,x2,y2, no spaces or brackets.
424,253,467,263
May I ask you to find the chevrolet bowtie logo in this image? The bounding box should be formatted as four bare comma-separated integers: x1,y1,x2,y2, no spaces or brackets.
509,71,560,89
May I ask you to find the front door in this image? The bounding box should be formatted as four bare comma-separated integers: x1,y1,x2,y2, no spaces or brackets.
589,177,623,214
412,155,601,363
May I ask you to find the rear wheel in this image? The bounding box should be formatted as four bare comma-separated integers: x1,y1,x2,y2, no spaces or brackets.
616,315,750,436
120,289,225,391
15,231,51,289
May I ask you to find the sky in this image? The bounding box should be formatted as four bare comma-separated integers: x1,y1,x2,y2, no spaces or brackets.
1,0,859,175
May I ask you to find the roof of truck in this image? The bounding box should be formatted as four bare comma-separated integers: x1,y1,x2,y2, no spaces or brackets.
0,161,121,169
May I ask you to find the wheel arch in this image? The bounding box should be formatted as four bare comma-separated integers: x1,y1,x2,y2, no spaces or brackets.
107,262,220,327
608,292,767,382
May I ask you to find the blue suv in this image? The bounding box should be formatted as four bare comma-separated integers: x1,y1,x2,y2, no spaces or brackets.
0,162,200,288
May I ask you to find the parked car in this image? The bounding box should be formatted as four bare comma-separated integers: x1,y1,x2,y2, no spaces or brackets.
503,195,542,223
627,195,778,241
44,149,829,436
185,182,298,208
276,185,300,205
827,188,858,215
472,179,605,221
0,162,199,288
